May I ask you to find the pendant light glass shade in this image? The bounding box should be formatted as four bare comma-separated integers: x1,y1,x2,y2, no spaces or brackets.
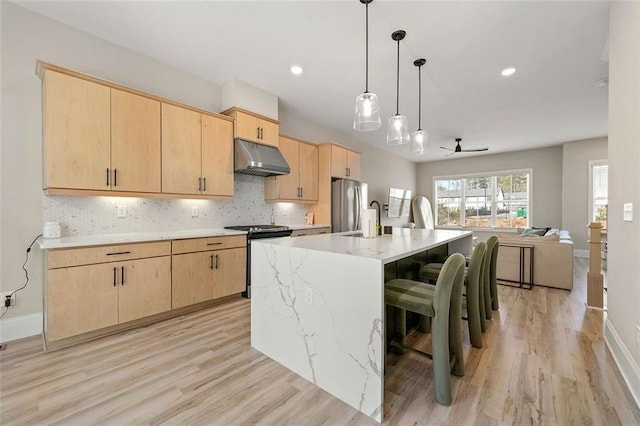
354,92,381,131
410,129,427,154
387,30,409,145
354,0,381,131
387,114,410,145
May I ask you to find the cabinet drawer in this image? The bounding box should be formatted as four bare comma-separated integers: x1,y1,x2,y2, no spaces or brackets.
172,235,246,254
48,241,171,269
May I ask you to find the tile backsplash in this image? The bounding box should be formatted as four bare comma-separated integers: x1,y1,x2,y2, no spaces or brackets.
44,175,308,237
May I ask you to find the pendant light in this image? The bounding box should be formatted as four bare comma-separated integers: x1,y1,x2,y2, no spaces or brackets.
353,0,381,131
410,58,427,155
387,30,410,145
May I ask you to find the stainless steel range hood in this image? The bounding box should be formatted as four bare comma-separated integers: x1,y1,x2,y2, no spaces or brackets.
234,138,290,177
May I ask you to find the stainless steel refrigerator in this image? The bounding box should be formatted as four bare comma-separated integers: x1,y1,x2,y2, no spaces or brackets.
332,179,362,232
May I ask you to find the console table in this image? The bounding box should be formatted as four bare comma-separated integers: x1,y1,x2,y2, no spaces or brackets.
497,242,534,289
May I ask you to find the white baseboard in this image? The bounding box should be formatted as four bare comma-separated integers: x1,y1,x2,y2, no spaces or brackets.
574,249,589,258
0,312,42,343
604,319,640,409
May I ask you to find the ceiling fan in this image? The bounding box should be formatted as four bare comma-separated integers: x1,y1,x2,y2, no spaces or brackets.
440,138,489,156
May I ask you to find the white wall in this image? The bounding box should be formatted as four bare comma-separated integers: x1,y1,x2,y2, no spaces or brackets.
278,108,417,229
605,1,640,406
562,137,608,250
416,146,564,229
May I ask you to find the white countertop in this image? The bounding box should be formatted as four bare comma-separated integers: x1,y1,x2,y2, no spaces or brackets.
38,228,247,250
253,228,473,264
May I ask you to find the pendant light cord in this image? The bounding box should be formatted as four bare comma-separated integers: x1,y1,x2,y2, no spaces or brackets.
395,38,400,115
365,2,369,93
418,64,422,130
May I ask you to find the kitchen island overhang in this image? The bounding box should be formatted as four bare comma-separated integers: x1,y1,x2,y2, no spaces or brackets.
250,228,473,421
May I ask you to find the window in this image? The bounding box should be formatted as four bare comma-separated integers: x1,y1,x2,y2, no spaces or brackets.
434,170,530,229
589,160,608,228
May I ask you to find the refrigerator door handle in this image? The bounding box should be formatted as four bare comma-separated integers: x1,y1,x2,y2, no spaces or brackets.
355,184,362,230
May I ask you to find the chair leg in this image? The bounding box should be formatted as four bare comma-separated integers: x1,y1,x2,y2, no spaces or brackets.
431,312,452,406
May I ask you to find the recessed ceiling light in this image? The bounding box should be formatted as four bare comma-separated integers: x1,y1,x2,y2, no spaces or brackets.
290,65,303,75
501,67,516,77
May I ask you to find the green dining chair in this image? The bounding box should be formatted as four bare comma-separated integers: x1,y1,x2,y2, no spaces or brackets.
385,253,466,406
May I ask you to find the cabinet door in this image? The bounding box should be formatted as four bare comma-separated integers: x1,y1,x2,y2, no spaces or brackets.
212,247,246,299
201,114,234,197
118,256,171,323
258,119,280,147
275,136,300,199
172,251,214,309
347,151,361,180
299,143,319,201
234,111,259,143
43,70,110,190
111,89,161,193
47,263,118,341
161,103,202,195
331,145,348,179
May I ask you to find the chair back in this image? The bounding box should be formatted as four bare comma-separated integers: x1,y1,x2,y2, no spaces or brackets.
467,242,486,301
433,253,466,323
489,237,500,310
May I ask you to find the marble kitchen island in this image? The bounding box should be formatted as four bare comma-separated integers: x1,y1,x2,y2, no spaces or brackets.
251,228,473,421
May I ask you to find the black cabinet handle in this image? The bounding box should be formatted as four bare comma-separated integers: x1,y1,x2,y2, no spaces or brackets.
260,127,263,139
207,242,222,246
106,168,110,186
106,251,131,256
210,254,214,270
198,177,202,192
300,187,303,198
257,126,260,139
113,169,117,187
121,266,125,286
203,177,207,192
113,267,117,286
215,254,219,269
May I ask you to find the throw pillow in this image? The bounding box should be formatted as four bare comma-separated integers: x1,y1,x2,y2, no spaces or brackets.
520,228,546,236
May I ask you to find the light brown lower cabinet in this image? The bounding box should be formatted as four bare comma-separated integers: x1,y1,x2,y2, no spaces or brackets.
172,247,246,309
44,236,246,348
46,255,171,342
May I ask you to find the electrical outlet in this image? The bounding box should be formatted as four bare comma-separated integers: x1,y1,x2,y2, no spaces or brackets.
305,287,314,306
116,205,127,218
191,206,199,217
1,292,16,307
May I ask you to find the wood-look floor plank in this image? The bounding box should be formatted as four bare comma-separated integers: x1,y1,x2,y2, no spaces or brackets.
1,258,638,425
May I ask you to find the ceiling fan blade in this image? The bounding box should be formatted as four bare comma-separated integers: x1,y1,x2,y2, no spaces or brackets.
440,146,454,151
461,148,489,152
445,151,457,157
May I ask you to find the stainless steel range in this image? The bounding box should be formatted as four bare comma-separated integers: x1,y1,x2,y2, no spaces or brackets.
224,224,293,298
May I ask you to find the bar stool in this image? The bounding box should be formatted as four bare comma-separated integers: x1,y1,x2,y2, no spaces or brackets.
419,242,487,348
385,253,466,406
482,236,499,320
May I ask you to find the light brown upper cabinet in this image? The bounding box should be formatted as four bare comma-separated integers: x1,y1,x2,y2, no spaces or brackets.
43,70,162,193
264,135,319,202
223,107,279,147
43,69,111,191
162,103,233,197
330,144,361,180
38,61,233,199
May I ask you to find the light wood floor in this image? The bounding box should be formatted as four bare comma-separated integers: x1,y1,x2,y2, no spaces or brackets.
1,258,638,425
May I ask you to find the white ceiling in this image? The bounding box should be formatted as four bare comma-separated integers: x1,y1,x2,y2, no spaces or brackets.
16,0,610,162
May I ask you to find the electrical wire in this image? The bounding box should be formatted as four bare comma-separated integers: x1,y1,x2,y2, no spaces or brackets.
0,234,42,320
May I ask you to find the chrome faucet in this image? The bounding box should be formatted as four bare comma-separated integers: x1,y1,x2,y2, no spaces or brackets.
369,200,381,235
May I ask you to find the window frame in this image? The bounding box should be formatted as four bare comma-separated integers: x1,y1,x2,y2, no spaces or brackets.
432,168,533,231
588,159,608,227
